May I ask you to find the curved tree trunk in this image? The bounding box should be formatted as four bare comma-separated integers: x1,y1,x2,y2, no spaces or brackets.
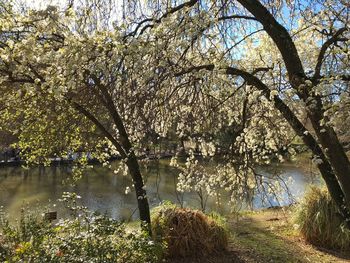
307,105,350,207
226,67,350,226
177,60,350,226
92,77,152,230
237,0,350,223
73,80,152,233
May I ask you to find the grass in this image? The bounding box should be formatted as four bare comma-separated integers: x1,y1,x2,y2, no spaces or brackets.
295,186,350,250
151,204,229,259
131,200,350,262
163,207,350,263
228,208,350,263
3,199,349,262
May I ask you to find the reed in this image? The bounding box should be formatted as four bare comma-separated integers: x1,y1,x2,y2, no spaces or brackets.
295,186,350,250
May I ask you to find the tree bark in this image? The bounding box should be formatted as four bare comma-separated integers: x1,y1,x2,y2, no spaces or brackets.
175,63,350,226
306,98,350,207
90,77,152,231
105,108,152,231
126,152,152,231
237,0,350,223
72,93,152,233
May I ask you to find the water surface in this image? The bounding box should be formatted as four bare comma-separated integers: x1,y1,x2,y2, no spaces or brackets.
0,160,318,221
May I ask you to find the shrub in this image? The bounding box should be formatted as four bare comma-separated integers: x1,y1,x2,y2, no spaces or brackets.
151,203,228,259
295,186,350,250
0,195,164,263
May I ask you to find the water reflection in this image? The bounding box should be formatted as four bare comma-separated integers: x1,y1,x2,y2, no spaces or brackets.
0,160,317,221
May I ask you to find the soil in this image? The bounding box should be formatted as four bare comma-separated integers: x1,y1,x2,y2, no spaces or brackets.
168,208,350,263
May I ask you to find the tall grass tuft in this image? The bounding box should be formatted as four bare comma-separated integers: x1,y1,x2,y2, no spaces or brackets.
295,186,350,250
151,203,229,259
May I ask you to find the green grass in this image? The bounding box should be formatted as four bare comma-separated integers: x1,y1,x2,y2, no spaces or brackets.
295,186,350,250
229,208,350,263
230,212,306,262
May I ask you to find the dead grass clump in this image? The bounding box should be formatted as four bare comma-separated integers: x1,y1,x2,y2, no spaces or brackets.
151,205,228,258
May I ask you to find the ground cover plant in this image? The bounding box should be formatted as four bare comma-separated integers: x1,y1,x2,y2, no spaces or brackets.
0,193,164,263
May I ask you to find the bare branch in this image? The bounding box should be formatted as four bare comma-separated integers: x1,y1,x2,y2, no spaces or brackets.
314,27,348,80
218,15,258,22
129,0,199,37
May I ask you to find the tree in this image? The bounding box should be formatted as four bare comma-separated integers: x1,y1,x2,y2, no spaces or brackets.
0,1,181,231
115,0,350,223
155,0,350,223
1,0,350,229
234,0,350,223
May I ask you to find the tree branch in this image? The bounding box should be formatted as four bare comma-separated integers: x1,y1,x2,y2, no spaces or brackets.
71,101,127,158
236,0,306,89
314,27,348,80
175,63,350,222
218,15,258,22
90,75,134,153
130,0,199,37
175,63,323,164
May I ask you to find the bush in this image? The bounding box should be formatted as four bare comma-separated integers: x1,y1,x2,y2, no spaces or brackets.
0,194,164,263
295,186,350,250
151,203,228,259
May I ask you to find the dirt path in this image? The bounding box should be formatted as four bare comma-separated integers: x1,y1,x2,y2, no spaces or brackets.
228,208,350,263
167,208,350,263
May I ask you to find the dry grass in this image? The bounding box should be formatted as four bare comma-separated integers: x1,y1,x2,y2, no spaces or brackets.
151,199,350,262
151,205,228,259
295,186,350,250
230,208,350,262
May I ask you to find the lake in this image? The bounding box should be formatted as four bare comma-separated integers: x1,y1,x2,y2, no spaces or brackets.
0,159,319,221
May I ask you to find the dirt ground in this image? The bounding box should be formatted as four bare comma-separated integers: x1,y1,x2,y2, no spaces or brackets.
168,208,350,263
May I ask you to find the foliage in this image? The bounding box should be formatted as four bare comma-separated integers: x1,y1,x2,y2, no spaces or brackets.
0,195,164,263
151,202,228,259
295,186,350,250
171,154,222,211
1,0,350,231
172,153,295,211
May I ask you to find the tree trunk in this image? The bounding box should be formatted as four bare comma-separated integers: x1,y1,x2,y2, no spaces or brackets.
92,79,153,232
225,66,350,225
237,0,350,224
73,90,152,233
126,152,152,231
315,153,350,227
306,98,350,207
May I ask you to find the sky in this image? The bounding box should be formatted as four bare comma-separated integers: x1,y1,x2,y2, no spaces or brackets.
22,0,68,9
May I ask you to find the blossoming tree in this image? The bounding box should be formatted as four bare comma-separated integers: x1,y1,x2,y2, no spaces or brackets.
127,0,350,224
1,0,350,228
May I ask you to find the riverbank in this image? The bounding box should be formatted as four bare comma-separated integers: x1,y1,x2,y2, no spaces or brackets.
193,207,350,263
2,204,349,262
